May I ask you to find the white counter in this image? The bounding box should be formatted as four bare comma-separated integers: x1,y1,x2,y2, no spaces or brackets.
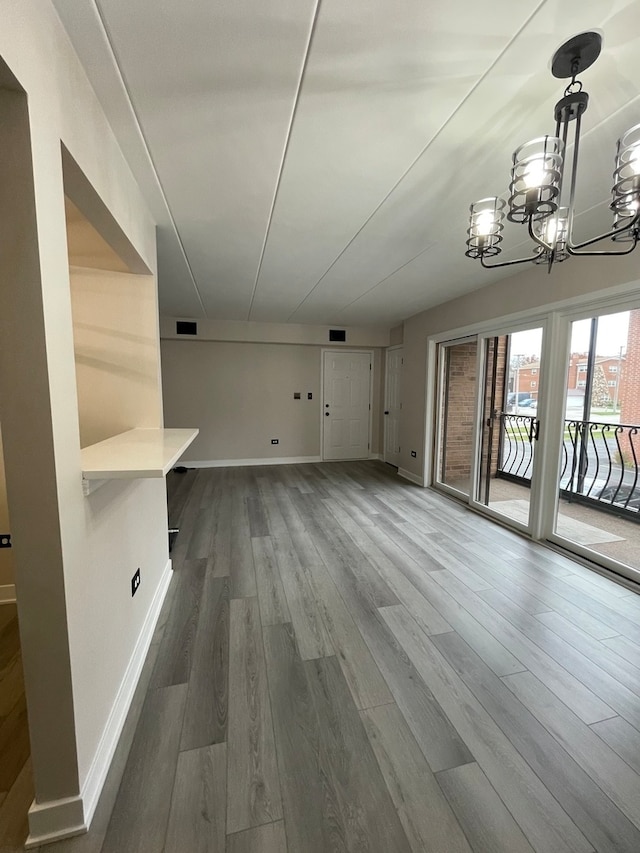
81,428,198,483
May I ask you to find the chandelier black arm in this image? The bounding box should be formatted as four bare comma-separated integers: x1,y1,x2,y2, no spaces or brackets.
567,234,638,257
527,216,553,253
480,254,535,269
568,209,640,252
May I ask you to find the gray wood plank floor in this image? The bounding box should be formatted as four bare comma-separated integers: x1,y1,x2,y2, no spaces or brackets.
35,461,640,853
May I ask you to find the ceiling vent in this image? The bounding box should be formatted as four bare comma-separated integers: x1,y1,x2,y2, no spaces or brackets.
329,329,346,342
176,321,198,335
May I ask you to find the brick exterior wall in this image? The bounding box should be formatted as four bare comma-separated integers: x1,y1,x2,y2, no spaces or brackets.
439,337,508,488
515,361,540,399
479,336,508,480
567,353,627,403
621,309,640,426
440,341,477,485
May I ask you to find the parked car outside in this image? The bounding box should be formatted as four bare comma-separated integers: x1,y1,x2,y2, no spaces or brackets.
507,393,536,412
507,391,532,406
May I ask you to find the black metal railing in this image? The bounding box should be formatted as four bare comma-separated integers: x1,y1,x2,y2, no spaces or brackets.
498,413,537,482
497,415,640,520
560,420,640,516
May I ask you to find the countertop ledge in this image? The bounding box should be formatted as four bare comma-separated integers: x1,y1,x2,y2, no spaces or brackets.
81,427,199,480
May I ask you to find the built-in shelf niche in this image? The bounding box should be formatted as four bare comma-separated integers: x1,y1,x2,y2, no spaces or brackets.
63,149,196,492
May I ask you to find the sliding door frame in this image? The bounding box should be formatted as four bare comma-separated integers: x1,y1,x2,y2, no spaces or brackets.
432,335,480,501
544,298,640,586
467,319,551,536
424,285,640,586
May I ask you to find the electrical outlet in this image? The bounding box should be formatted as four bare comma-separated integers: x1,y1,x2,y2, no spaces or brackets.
411,450,417,458
0,533,11,549
294,392,301,399
307,392,313,399
271,438,279,445
131,568,141,597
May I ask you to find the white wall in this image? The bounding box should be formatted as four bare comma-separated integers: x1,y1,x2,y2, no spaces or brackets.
70,267,163,447
67,261,167,798
160,315,390,347
399,252,640,480
0,1,168,844
162,338,384,462
0,423,15,591
389,323,404,346
162,340,321,461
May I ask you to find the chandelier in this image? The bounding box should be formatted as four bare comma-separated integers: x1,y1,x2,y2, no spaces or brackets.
465,32,640,272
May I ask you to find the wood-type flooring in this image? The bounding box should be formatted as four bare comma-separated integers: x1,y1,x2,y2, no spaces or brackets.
0,602,32,851
30,460,640,852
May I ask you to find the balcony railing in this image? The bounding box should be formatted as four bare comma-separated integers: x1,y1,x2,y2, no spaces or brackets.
497,414,640,520
498,413,537,481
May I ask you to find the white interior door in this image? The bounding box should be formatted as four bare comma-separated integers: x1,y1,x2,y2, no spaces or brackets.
323,351,372,460
384,347,403,466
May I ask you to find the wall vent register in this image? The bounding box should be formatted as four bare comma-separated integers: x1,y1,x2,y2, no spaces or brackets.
176,320,198,335
329,329,346,342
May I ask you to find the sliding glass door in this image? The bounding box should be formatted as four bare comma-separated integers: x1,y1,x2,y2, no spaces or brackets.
553,309,640,574
432,301,640,585
434,325,545,531
474,327,545,531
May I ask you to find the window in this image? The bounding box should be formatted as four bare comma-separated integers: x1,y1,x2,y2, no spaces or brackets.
608,380,617,386
577,379,587,387
530,381,537,387
577,364,588,372
531,368,538,374
609,365,618,372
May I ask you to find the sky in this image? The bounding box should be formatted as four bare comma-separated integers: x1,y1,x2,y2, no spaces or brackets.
571,311,629,356
509,311,629,359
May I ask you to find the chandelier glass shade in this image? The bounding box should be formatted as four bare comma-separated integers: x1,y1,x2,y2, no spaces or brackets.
533,206,569,264
466,197,505,259
508,136,564,223
465,32,640,272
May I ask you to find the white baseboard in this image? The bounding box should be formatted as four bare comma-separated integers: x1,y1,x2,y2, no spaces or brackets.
398,467,425,487
25,558,173,849
185,455,322,468
81,558,173,821
184,455,386,468
0,583,16,604
25,796,86,848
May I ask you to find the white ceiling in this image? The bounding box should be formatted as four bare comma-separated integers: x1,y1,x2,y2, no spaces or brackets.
52,0,640,325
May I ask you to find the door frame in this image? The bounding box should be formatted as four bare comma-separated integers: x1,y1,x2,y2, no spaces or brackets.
383,345,403,466
425,309,553,492
467,322,549,536
320,349,374,462
428,318,551,536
